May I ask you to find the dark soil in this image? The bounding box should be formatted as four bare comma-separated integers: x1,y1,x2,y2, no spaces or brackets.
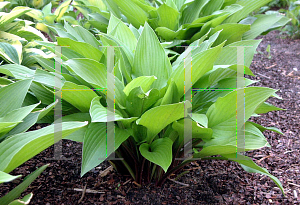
0,31,299,204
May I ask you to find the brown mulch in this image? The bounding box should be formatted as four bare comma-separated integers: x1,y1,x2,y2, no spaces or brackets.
0,31,299,204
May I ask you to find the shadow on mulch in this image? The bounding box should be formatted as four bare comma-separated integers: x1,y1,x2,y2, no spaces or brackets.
0,31,299,204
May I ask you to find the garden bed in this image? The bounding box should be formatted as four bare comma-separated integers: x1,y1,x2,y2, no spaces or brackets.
1,31,299,204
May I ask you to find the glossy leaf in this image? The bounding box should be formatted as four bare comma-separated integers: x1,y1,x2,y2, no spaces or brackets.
0,79,32,118
0,122,87,173
139,138,173,172
123,76,157,95
138,101,186,142
61,81,98,113
64,59,107,88
90,96,137,123
81,123,131,176
133,23,172,89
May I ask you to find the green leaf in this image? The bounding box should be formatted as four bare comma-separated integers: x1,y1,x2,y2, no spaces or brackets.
201,0,225,16
222,153,284,194
0,64,35,79
138,101,186,142
59,113,91,142
81,123,131,176
242,14,289,40
211,23,251,46
0,7,31,28
160,80,180,105
64,59,107,88
0,42,21,64
72,25,101,49
9,193,33,205
125,87,160,117
195,122,270,158
0,2,10,10
191,113,208,128
0,171,21,184
112,0,148,28
180,0,210,24
0,79,32,118
133,22,172,89
0,122,87,173
139,138,173,172
157,3,180,30
29,82,54,105
0,103,39,137
107,14,137,52
57,38,103,61
0,165,48,205
33,69,65,89
224,0,273,23
5,101,57,137
172,118,213,141
54,0,71,21
248,121,284,135
255,102,284,114
90,96,137,122
61,81,98,113
171,41,225,96
207,87,276,132
155,27,178,41
123,76,157,95
215,40,261,67
194,144,237,158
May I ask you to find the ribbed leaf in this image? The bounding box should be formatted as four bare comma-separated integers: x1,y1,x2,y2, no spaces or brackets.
224,0,272,23
107,14,137,52
0,79,32,118
157,3,180,30
0,7,31,28
123,76,157,95
215,40,261,67
138,101,186,142
211,23,251,46
54,0,71,21
133,22,172,89
57,38,103,61
171,41,225,96
172,118,213,141
90,96,137,122
255,102,284,114
181,0,210,24
64,59,107,88
0,42,20,64
112,0,148,28
0,122,87,173
140,138,173,172
0,64,35,79
201,0,225,16
61,81,98,113
5,101,57,137
242,14,290,40
81,123,131,176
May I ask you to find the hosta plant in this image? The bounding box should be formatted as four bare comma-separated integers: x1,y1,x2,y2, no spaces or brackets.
0,165,48,205
0,15,285,193
0,6,54,68
73,0,289,45
280,0,300,38
0,80,88,204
